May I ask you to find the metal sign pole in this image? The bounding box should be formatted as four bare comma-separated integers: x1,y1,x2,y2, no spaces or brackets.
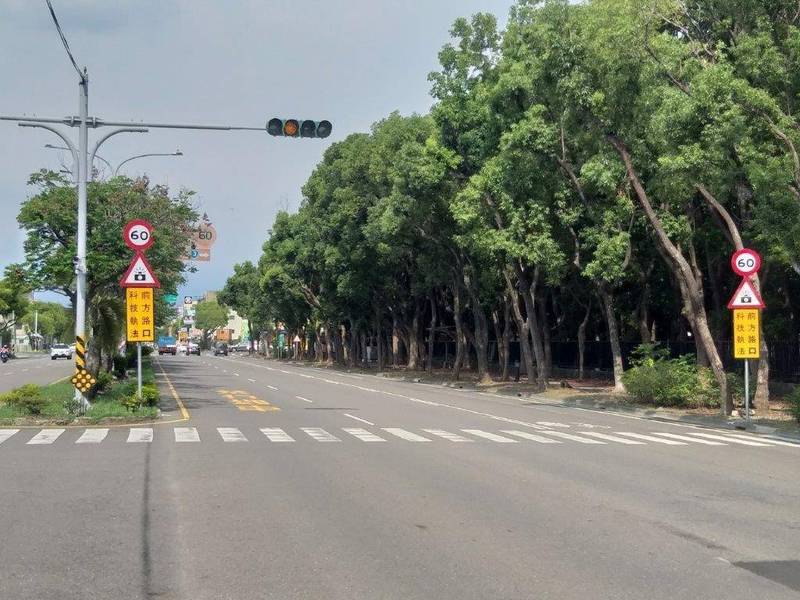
137,342,142,399
744,359,750,423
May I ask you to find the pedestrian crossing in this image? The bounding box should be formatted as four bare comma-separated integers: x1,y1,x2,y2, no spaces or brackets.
0,426,796,450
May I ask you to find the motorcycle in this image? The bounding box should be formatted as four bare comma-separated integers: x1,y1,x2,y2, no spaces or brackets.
0,350,8,364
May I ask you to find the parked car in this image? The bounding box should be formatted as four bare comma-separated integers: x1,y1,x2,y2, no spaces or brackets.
214,342,228,356
158,341,177,355
50,343,72,360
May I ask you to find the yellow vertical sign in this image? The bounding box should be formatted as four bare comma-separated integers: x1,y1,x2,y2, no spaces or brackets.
733,309,760,359
126,288,155,342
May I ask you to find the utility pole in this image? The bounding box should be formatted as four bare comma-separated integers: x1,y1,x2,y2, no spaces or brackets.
2,95,332,412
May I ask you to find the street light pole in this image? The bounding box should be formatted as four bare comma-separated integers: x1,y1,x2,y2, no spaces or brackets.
114,150,183,176
74,72,90,410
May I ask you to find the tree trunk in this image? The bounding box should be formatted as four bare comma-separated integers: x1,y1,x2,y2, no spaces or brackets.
495,301,511,381
452,285,464,380
503,270,535,386
578,301,591,380
611,137,731,415
407,300,422,370
463,270,492,384
375,308,384,371
426,295,437,372
597,286,626,393
391,314,400,367
516,263,547,391
538,293,553,375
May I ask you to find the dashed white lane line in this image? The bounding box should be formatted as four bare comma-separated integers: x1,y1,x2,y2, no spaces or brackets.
295,396,313,403
344,413,374,426
423,429,474,443
301,427,341,442
247,378,256,383
580,432,645,445
683,432,772,447
382,428,431,442
462,429,517,443
218,427,248,442
501,430,562,444
76,428,109,444
343,427,386,442
614,432,687,445
127,428,153,443
267,385,278,391
649,432,726,445
233,373,240,377
540,431,606,444
175,427,200,443
261,427,295,442
0,429,19,444
27,429,65,445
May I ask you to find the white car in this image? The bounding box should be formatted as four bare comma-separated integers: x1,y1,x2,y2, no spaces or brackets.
50,343,72,360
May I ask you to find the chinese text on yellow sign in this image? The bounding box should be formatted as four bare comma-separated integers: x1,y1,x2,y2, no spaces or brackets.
733,309,760,359
126,288,155,342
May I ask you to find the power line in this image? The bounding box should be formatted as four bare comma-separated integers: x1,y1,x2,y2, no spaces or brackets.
44,0,85,82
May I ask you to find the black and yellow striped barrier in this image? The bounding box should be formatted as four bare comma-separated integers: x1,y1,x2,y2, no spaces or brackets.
74,335,86,370
71,336,95,393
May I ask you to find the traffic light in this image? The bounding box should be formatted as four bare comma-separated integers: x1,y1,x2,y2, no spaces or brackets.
266,118,332,139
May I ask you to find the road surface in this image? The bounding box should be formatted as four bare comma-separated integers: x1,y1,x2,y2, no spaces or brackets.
0,353,798,599
0,354,73,392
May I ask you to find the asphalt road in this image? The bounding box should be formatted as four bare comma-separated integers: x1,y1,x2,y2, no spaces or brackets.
0,354,74,392
1,353,798,599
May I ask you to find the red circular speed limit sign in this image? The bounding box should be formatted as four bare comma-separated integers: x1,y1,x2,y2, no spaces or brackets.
123,219,154,251
731,248,761,277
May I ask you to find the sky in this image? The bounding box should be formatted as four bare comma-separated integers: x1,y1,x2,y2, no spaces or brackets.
0,0,516,303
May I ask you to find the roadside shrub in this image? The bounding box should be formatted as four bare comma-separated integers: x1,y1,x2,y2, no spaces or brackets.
788,387,800,424
622,344,719,408
141,345,153,357
122,394,141,412
0,384,46,415
94,371,113,394
141,384,159,407
113,354,127,379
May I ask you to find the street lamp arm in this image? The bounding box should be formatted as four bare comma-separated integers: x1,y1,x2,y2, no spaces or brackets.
90,127,148,180
97,120,265,131
114,152,183,176
18,123,78,179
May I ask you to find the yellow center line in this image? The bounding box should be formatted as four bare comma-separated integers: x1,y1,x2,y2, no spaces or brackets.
155,357,190,420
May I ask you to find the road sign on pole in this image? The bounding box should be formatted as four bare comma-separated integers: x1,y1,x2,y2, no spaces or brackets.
125,288,155,342
730,248,761,278
123,219,154,251
120,254,161,288
728,249,765,424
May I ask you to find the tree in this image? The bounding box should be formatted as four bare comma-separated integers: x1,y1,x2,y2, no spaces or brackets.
0,275,30,340
21,301,71,347
219,261,270,350
195,300,228,348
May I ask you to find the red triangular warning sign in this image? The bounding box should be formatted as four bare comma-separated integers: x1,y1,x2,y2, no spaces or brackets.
120,253,161,288
727,278,764,309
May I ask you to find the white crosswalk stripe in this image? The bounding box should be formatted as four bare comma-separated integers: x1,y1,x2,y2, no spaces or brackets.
648,432,726,445
613,432,687,445
0,429,19,444
76,428,109,444
217,427,247,442
720,433,799,448
343,428,386,442
682,432,772,447
175,427,200,442
382,428,431,442
539,431,606,444
301,427,340,442
462,429,517,443
422,429,474,442
127,428,153,443
27,429,65,445
260,428,294,442
501,430,562,443
580,432,645,445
